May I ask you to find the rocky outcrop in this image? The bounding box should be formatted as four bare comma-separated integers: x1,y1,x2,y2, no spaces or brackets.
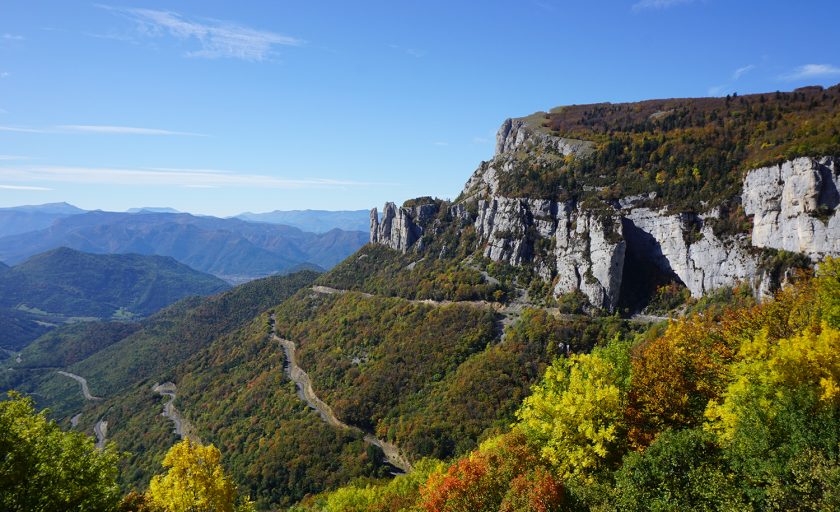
743,156,840,257
461,118,594,201
370,116,840,310
494,117,594,158
370,202,440,252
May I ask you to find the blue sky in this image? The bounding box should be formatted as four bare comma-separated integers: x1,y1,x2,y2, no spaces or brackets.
1,0,839,216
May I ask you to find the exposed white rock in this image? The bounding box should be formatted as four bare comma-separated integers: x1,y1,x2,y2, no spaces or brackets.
552,208,625,309
495,118,594,157
623,208,756,297
370,202,440,253
369,203,418,252
370,113,838,310
743,156,840,257
462,118,593,201
472,196,625,309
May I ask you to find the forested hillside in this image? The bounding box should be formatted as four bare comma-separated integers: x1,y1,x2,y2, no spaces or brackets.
0,247,229,350
0,247,229,318
1,271,318,425
294,259,840,511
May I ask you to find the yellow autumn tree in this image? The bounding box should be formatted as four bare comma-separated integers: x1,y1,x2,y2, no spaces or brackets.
705,325,840,443
515,337,631,481
146,439,254,512
817,256,840,329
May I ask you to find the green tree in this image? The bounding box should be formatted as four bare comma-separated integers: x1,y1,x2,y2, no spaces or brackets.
0,391,121,512
146,439,255,512
613,429,745,511
704,326,840,508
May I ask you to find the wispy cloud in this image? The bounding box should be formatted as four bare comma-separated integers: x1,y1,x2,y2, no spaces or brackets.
433,141,448,147
99,5,303,61
0,155,31,161
2,34,24,41
0,124,207,136
57,125,207,136
0,126,48,134
0,184,51,191
389,44,426,58
707,64,756,97
633,0,695,10
781,63,840,81
707,85,729,97
0,165,392,190
733,64,756,80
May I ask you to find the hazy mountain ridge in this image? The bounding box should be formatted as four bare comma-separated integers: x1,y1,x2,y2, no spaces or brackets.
0,211,367,280
235,209,371,233
0,202,87,238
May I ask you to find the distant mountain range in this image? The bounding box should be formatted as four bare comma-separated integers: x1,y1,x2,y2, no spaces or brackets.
0,203,371,237
0,205,369,281
234,209,371,233
0,202,87,238
125,207,181,214
0,247,229,349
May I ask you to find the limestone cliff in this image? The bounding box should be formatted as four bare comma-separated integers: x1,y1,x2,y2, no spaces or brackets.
370,96,840,310
743,156,840,256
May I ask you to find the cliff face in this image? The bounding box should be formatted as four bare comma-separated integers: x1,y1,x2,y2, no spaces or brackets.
743,156,840,256
370,111,840,310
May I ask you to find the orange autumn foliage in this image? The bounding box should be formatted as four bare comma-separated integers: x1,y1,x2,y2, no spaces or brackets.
626,273,821,450
418,430,562,512
626,315,732,450
499,467,563,512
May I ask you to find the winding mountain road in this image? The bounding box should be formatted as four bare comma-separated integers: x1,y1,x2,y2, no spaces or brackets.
270,315,412,473
94,420,108,450
295,282,669,470
153,382,199,443
57,371,101,400
311,285,670,326
56,370,108,448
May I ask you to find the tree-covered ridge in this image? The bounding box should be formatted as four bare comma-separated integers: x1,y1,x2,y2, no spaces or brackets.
0,247,230,318
297,259,840,511
499,84,840,212
18,321,141,369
